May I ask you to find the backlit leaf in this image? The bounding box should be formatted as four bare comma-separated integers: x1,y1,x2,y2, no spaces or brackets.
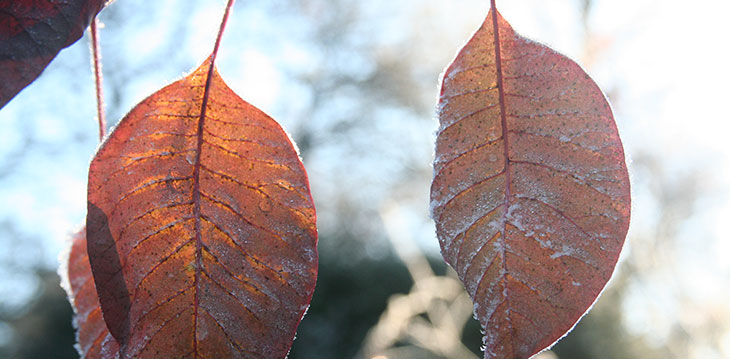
87,58,318,358
0,0,108,109
430,6,630,359
63,227,119,359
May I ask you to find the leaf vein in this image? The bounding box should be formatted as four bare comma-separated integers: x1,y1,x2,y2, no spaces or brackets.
202,138,295,171
511,160,616,198
111,176,194,219
442,85,499,100
200,216,296,293
445,62,496,80
127,217,196,256
437,103,499,139
457,206,504,272
199,307,265,359
133,286,193,328
434,170,506,223
434,136,503,173
200,270,263,325
200,164,309,217
133,305,190,357
198,191,288,245
133,238,195,291
201,244,272,302
117,202,194,242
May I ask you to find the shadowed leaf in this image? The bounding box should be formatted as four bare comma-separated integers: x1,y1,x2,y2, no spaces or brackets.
87,58,318,359
430,7,630,359
0,0,108,109
63,227,119,359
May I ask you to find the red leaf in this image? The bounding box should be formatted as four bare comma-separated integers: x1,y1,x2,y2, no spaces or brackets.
0,0,108,108
430,7,630,358
86,58,318,358
63,227,119,359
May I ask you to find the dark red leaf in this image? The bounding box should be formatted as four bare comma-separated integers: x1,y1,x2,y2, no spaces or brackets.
87,58,318,358
0,0,108,108
430,7,630,358
63,227,119,359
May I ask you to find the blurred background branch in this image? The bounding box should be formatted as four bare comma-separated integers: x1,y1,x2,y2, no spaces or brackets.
356,204,477,359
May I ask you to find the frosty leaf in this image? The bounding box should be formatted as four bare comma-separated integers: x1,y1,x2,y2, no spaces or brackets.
430,6,630,359
86,58,318,358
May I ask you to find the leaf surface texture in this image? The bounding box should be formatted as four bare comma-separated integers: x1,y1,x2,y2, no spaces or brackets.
431,8,630,359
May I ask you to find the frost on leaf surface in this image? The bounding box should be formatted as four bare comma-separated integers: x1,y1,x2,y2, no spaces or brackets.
86,58,318,359
430,7,630,359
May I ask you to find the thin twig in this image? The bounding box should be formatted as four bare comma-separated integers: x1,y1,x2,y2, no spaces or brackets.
90,16,106,141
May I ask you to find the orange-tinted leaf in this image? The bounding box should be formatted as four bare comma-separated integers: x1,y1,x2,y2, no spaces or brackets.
87,58,318,358
431,7,630,359
63,227,119,359
0,0,108,108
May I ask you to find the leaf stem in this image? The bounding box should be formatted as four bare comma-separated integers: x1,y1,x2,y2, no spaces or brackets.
209,0,236,69
90,16,106,141
490,0,497,10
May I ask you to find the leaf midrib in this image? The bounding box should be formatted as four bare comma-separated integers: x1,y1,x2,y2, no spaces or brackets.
190,1,236,356
489,1,516,348
190,60,214,358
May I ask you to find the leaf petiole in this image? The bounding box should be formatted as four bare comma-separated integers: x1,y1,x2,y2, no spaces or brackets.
90,16,106,141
